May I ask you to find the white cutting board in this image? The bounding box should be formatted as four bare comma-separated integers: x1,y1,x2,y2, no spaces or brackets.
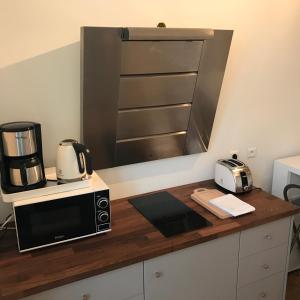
209,194,255,217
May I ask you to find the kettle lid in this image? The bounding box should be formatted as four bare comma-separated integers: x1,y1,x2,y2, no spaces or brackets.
59,139,78,146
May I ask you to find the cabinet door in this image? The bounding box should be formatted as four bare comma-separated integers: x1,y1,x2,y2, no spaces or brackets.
23,263,143,300
144,234,239,300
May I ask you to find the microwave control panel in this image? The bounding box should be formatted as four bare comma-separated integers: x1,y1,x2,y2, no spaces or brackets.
94,189,111,232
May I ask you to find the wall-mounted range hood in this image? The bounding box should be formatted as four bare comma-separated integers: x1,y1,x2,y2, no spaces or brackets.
81,27,233,169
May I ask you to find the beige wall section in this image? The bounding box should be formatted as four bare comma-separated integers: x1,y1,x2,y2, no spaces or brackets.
0,0,300,220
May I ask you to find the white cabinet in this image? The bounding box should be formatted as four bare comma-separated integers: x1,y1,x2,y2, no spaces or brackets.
22,217,292,300
144,233,239,300
23,263,143,300
237,217,292,300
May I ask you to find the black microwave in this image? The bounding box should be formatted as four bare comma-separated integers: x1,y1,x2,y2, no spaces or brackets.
13,179,111,252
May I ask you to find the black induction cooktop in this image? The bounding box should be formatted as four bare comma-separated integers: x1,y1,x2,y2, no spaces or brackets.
129,191,212,237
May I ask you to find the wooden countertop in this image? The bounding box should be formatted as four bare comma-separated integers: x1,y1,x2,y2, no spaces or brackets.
0,180,299,300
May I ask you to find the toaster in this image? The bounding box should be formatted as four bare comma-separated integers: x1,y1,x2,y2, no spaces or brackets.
214,159,253,193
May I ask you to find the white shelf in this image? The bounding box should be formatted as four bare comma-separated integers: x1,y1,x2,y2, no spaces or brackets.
1,167,91,203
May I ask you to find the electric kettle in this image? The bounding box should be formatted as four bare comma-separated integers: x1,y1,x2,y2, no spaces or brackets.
56,139,93,183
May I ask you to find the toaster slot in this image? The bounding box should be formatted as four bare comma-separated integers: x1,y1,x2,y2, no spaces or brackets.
221,160,236,168
228,159,244,167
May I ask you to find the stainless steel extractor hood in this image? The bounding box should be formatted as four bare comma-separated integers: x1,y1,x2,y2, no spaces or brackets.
81,27,233,169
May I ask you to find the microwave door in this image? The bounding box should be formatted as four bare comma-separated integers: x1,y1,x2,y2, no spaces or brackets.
14,193,97,252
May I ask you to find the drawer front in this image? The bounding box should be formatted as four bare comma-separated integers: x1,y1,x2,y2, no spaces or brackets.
238,244,288,287
115,132,186,165
118,73,197,109
121,41,203,74
117,104,191,139
237,272,285,300
22,263,143,300
239,217,290,258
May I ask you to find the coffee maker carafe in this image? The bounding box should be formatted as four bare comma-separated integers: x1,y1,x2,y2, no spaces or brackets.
0,122,47,193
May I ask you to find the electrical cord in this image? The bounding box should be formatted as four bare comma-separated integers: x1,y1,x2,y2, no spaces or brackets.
0,213,14,241
0,213,13,230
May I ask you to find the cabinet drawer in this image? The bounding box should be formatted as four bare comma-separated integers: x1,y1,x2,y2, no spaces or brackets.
239,217,290,258
118,73,197,109
238,244,288,287
23,263,143,300
117,104,191,139
121,41,202,74
115,131,186,165
237,272,285,300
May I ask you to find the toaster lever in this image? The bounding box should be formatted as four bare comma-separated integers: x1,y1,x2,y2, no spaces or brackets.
240,171,249,190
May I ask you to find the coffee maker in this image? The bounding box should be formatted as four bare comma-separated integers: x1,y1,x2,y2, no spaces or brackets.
0,122,47,193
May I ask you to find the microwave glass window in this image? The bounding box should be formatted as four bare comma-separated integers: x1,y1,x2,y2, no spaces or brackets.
30,206,81,236
14,192,98,251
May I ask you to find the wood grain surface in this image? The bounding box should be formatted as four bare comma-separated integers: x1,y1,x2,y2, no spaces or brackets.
0,180,298,300
191,188,231,219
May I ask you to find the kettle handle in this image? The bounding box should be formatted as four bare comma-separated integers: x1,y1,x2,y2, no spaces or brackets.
72,143,93,175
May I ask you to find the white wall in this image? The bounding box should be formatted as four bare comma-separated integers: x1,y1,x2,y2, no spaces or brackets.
0,0,300,221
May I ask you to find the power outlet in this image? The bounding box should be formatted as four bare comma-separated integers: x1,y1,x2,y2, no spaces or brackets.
247,147,257,158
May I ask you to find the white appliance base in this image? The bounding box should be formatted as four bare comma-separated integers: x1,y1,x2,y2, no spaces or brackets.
1,167,91,203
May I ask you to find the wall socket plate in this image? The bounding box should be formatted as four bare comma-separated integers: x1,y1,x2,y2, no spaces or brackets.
247,147,257,158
